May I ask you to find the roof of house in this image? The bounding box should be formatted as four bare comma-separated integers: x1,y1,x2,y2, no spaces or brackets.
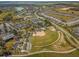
2,33,15,41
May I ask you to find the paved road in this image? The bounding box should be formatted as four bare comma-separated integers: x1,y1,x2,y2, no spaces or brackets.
43,9,79,26
11,48,76,57
41,13,65,25
5,23,18,32
43,10,76,17
66,18,79,26
35,11,79,49
34,31,61,48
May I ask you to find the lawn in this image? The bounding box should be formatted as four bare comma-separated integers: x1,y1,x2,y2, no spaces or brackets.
30,46,43,52
4,39,16,50
31,29,59,47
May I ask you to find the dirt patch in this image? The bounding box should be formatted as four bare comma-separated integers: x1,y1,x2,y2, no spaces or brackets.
48,26,56,31
33,31,46,37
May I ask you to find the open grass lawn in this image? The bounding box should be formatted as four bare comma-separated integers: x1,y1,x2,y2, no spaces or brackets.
5,39,16,50
47,41,73,51
30,46,43,52
31,29,59,47
46,35,73,51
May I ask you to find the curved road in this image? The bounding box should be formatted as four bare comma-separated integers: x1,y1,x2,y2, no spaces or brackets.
11,10,79,56
33,31,61,47
35,10,79,49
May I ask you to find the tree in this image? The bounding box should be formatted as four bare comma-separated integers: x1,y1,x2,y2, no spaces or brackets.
3,13,13,22
0,10,3,14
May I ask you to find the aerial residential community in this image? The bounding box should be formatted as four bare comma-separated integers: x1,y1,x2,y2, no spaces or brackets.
0,1,79,57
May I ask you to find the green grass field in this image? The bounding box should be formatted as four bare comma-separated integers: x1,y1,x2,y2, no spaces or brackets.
31,29,59,47
30,29,59,52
